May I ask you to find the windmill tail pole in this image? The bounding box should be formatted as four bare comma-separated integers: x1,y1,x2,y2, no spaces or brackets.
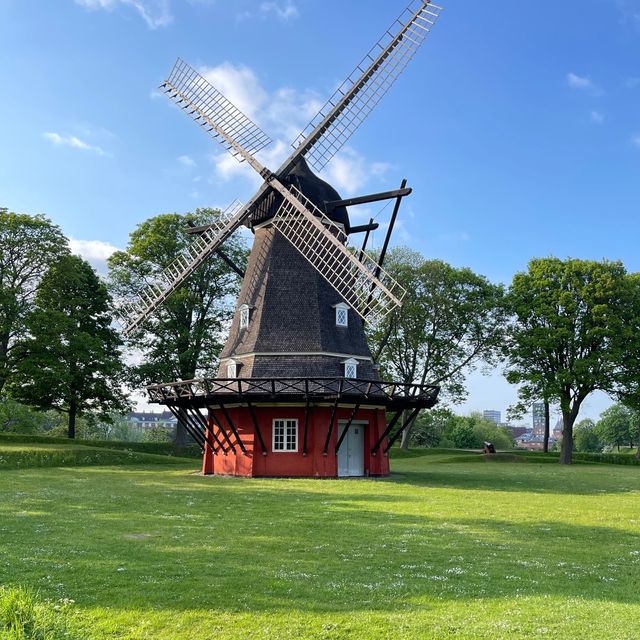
358,218,375,262
375,178,408,277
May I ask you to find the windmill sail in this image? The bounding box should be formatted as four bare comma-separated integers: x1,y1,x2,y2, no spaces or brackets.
120,200,245,336
161,59,273,164
270,183,406,325
289,0,442,173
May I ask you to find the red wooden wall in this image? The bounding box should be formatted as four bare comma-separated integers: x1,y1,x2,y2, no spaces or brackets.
201,404,390,478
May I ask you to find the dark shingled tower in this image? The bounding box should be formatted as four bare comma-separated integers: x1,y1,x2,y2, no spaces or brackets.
219,159,378,381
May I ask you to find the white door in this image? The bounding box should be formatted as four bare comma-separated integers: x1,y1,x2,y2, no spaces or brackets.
337,422,366,477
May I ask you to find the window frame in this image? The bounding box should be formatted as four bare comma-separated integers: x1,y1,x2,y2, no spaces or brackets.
227,361,237,378
272,418,299,453
344,359,358,379
335,303,349,328
239,304,250,329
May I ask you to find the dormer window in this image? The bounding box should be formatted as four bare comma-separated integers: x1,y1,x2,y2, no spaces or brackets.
239,304,250,329
227,361,238,378
343,358,358,379
334,302,349,328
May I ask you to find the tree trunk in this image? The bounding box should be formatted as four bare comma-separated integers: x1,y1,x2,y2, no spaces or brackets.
174,407,194,450
68,402,77,440
559,409,574,464
400,409,414,450
636,446,640,460
543,400,550,454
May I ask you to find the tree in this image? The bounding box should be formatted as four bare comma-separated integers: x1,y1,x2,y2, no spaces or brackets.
369,248,506,448
596,404,639,452
409,407,457,448
505,258,636,464
9,255,127,438
573,418,602,453
108,209,246,446
0,211,69,393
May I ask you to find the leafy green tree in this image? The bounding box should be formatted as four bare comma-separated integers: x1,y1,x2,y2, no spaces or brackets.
108,209,246,446
370,248,506,448
505,258,636,464
573,418,602,453
0,211,68,393
449,422,475,449
409,407,457,448
596,404,639,452
9,255,128,438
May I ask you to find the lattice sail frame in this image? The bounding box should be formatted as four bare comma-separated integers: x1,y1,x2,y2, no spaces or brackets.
292,1,442,172
162,59,272,163
120,200,244,336
271,184,406,325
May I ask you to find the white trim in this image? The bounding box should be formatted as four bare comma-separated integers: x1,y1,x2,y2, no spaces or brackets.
226,361,238,378
334,302,349,328
343,358,358,379
221,351,373,363
239,304,250,329
272,418,298,453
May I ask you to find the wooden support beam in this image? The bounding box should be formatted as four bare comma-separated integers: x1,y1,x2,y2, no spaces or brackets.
302,396,311,456
384,407,422,454
324,187,412,212
246,400,267,455
371,409,403,455
187,405,225,453
218,403,247,454
209,406,236,453
323,394,341,455
167,405,205,451
335,404,361,454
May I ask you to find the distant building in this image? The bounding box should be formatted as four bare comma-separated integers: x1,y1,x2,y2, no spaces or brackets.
127,411,177,432
532,401,545,435
507,426,530,439
483,410,501,424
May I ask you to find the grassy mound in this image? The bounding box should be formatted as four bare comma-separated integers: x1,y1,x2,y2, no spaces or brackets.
0,441,198,470
0,432,201,458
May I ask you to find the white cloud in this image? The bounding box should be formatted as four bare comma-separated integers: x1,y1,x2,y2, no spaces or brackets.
183,61,389,196
178,154,196,167
68,238,119,274
200,62,268,120
566,72,602,95
260,1,299,21
74,0,172,29
322,147,368,195
43,132,110,157
590,110,604,124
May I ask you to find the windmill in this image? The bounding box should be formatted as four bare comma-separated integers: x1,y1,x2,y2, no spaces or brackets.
135,1,443,478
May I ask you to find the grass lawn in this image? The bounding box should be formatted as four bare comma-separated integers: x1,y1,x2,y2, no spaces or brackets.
1,445,639,639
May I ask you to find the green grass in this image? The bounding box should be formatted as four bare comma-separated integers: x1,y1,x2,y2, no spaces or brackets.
0,447,639,639
0,441,197,470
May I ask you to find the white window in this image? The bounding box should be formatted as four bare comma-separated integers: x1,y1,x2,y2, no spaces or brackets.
239,304,250,329
335,303,349,327
272,419,298,452
344,359,358,379
227,361,237,378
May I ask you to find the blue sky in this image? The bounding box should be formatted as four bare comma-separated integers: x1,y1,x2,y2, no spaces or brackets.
1,0,640,422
